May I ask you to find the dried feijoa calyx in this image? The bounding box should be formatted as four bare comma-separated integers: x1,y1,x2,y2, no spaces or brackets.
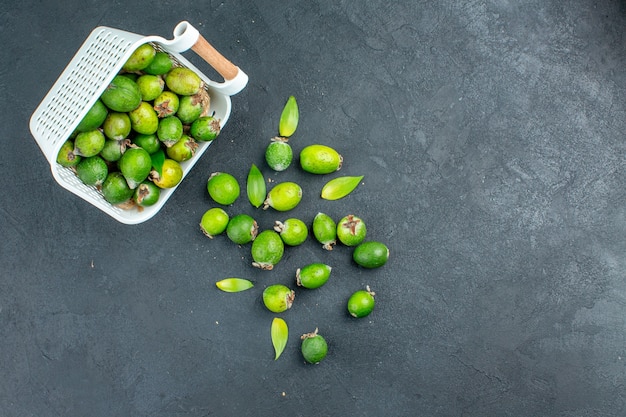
216,278,254,293
296,263,332,289
321,175,363,200
153,91,180,118
263,182,302,212
262,284,295,313
265,137,293,172
200,207,230,238
278,95,299,138
312,212,337,251
336,215,367,246
347,286,376,318
165,67,202,96
301,328,328,364
251,230,285,270
207,172,240,205
274,218,308,246
299,144,342,174
226,214,258,244
353,241,389,269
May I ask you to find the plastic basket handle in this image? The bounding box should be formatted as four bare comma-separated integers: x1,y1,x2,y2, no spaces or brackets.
170,21,248,96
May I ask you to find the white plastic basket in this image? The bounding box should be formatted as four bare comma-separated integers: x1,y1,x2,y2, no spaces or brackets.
29,21,248,224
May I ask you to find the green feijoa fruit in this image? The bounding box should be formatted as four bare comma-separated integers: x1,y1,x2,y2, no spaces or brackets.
336,214,367,246
190,115,221,141
136,74,165,102
296,263,332,289
263,181,302,212
157,116,183,147
132,133,161,154
301,328,327,364
246,164,266,208
123,43,156,71
312,212,337,251
143,51,173,75
200,207,230,238
165,67,202,96
75,155,108,187
274,218,308,246
153,91,180,118
167,135,198,162
74,129,106,157
278,95,299,137
299,144,342,174
150,159,183,189
75,99,108,132
118,147,152,189
133,181,161,207
353,241,389,269
226,214,258,244
207,172,240,205
102,112,131,141
347,286,376,318
176,93,205,124
100,75,142,112
101,172,134,205
265,139,293,172
56,140,81,167
129,102,159,135
251,230,284,270
100,139,126,162
262,284,295,313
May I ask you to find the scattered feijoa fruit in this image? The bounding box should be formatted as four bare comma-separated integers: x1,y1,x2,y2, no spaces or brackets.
263,181,302,211
200,207,230,238
299,144,342,174
336,215,367,246
262,284,295,313
312,212,337,251
347,286,376,318
207,172,240,205
296,263,332,289
265,138,293,171
274,218,308,246
251,230,285,270
226,214,258,244
353,241,389,269
301,328,327,364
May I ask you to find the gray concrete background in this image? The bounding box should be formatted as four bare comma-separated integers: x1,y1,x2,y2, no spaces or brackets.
2,0,625,416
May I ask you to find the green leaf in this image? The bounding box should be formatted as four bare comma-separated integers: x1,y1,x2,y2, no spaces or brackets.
215,278,254,292
247,163,266,208
321,175,364,200
278,96,299,137
271,317,289,360
150,148,165,177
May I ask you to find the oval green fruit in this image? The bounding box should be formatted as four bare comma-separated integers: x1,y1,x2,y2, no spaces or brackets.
151,159,183,188
274,218,308,246
226,214,258,244
132,133,161,154
190,116,221,141
101,172,134,205
74,129,106,157
165,67,201,96
347,286,376,318
265,139,292,172
133,181,161,207
177,93,205,124
75,99,108,132
207,172,240,205
154,91,180,118
262,284,295,313
300,144,342,174
157,116,183,147
296,263,332,289
100,139,126,162
136,74,165,102
263,181,302,211
251,230,284,270
353,241,389,269
129,101,159,135
301,328,327,364
56,140,81,167
143,51,173,75
336,214,367,246
118,147,152,189
100,75,142,112
123,43,156,71
312,212,337,251
102,112,131,141
200,207,230,238
75,155,108,187
167,135,198,162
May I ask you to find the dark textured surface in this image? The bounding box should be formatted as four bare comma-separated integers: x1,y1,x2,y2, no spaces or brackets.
2,1,626,416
